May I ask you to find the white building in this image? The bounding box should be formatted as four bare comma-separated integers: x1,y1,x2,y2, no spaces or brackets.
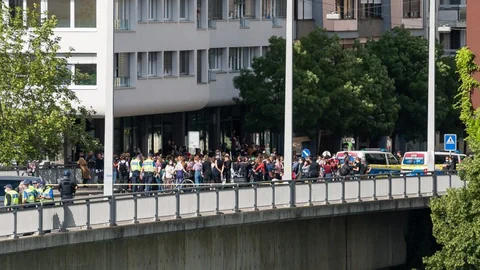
5,0,286,156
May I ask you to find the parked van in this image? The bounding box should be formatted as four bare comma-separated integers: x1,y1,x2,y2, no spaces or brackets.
0,176,41,205
336,150,401,175
401,151,466,175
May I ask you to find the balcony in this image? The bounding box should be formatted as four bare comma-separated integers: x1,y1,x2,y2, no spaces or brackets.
114,77,130,88
114,19,130,30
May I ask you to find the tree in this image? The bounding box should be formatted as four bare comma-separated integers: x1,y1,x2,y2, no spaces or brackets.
234,28,398,141
423,47,480,269
366,27,451,143
0,4,100,165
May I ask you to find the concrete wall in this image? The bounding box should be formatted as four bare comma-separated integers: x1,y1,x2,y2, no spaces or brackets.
0,211,407,270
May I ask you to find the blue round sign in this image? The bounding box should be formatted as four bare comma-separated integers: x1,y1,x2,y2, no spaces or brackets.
301,149,311,158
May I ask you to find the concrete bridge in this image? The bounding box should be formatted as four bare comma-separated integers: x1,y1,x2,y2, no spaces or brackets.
0,174,463,269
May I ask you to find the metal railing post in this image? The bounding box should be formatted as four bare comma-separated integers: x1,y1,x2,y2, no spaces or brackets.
432,172,438,197
403,174,408,199
417,174,422,197
175,190,181,219
325,179,330,205
289,180,296,208
449,173,452,188
133,194,139,224
464,178,467,189
196,188,202,217
215,188,220,215
109,195,117,227
12,208,18,239
37,204,44,235
373,176,378,201
341,177,346,203
271,183,277,209
154,192,159,221
253,184,259,211
234,184,240,213
357,178,362,202
387,174,393,200
86,199,92,230
308,181,313,206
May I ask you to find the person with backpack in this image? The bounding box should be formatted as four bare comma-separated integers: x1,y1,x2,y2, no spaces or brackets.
117,155,130,192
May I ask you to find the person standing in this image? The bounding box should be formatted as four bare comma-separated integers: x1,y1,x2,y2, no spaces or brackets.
175,156,187,184
202,156,212,184
253,158,265,182
95,153,105,185
213,155,224,184
4,184,19,208
58,170,77,200
117,155,129,192
22,180,36,205
193,156,203,186
142,153,155,193
77,155,91,186
39,182,54,204
130,155,142,193
86,151,96,184
224,154,232,184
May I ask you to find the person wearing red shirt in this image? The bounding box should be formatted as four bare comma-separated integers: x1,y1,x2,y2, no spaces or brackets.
253,158,265,182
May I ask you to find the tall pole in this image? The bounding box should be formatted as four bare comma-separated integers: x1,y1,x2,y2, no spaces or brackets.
104,0,115,196
427,0,436,172
284,0,293,181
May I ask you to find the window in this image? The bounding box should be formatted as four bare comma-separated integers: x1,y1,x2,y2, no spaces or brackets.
403,0,420,18
148,52,159,76
164,0,172,20
365,153,387,165
48,0,71,27
148,0,157,20
261,46,269,56
359,0,382,19
75,0,97,27
386,153,399,165
180,51,190,75
296,0,312,20
164,51,173,75
180,0,189,20
209,48,223,70
27,0,42,23
274,0,286,17
115,0,130,29
262,0,273,18
208,0,223,19
335,0,354,19
229,0,255,19
115,53,131,87
229,47,255,70
138,0,145,21
74,64,97,85
137,53,145,78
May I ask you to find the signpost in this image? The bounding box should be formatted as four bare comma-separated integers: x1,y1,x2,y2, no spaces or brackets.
444,134,457,152
301,149,311,158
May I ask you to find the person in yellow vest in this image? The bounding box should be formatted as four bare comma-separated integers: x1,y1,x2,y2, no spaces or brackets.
4,184,19,209
130,155,142,193
33,179,42,202
39,181,54,205
142,153,156,193
22,180,37,205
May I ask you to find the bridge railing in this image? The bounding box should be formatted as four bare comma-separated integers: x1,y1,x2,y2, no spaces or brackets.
0,164,81,184
0,173,464,239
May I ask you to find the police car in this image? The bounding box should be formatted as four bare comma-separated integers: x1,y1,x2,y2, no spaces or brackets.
335,149,401,175
0,176,42,205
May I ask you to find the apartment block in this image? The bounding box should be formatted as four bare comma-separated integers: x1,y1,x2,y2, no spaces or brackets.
438,0,466,56
4,0,286,155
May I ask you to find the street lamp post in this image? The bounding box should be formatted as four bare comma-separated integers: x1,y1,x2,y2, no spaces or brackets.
284,0,293,183
427,0,436,172
104,0,115,196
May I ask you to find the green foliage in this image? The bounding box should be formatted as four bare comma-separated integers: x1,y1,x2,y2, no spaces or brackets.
0,4,101,165
366,27,451,142
423,47,480,269
234,28,398,138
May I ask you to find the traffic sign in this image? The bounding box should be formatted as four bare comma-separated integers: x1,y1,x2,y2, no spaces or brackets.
301,149,311,158
444,134,457,151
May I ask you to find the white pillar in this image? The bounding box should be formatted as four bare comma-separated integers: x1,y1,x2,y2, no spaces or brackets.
284,0,293,179
104,0,115,195
427,0,436,172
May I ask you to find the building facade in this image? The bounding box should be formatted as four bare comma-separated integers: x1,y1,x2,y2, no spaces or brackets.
467,0,480,109
438,0,466,56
